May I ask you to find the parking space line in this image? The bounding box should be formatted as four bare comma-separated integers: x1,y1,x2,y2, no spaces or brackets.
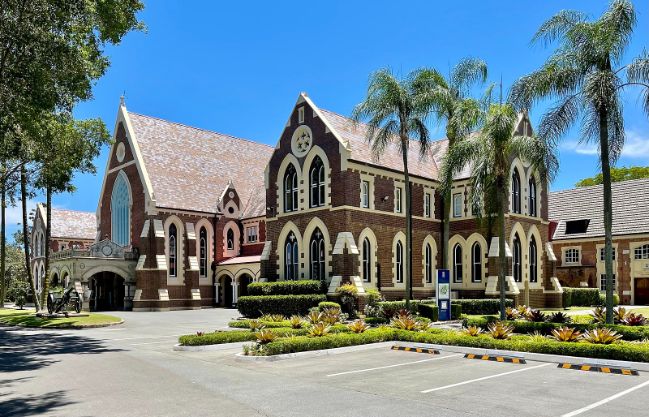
560,378,649,417
421,363,551,393
326,353,462,377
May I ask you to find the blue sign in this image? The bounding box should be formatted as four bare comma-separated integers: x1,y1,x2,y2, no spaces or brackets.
437,269,451,321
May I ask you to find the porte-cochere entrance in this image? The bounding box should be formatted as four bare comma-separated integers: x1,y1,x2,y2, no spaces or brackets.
89,272,126,311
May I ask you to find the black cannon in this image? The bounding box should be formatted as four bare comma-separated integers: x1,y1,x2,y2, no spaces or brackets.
47,286,82,315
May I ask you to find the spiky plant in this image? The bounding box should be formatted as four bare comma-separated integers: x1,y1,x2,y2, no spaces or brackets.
347,319,370,334
622,313,646,326
260,314,285,323
308,322,331,337
549,311,572,324
463,325,483,337
321,307,341,325
255,329,277,344
353,69,440,307
510,0,649,324
488,321,515,340
391,315,419,331
582,328,622,344
526,309,547,323
517,305,531,318
248,319,265,332
289,315,303,329
306,310,324,325
591,307,607,324
550,327,582,342
505,307,519,321
441,104,557,322
613,307,628,324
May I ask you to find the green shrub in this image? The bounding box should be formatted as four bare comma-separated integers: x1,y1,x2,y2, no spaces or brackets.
418,303,439,321
464,317,649,341
366,288,383,307
247,280,323,296
237,294,327,318
377,300,420,318
598,292,620,307
451,303,462,319
364,316,389,325
179,328,305,346
563,287,601,307
451,298,514,315
229,320,291,329
318,301,341,311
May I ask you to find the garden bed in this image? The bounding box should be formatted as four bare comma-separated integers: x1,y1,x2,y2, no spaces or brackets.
0,308,122,329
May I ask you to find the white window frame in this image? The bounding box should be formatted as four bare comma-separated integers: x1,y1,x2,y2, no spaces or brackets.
564,248,580,265
361,180,370,208
600,274,617,291
453,244,463,283
634,244,649,260
424,192,431,218
395,186,403,213
425,243,433,283
395,241,403,283
298,107,305,124
246,225,258,243
452,193,462,218
599,247,616,261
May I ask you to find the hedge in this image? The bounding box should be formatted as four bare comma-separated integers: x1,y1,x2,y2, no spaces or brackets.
376,301,460,321
562,287,620,307
451,298,513,315
377,300,420,318
464,317,649,341
417,304,439,321
318,301,341,311
255,328,649,362
228,320,292,329
247,280,322,296
179,328,306,346
237,294,327,318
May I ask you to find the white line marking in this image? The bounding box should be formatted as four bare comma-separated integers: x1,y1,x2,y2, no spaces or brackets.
421,363,551,393
109,334,184,341
327,354,463,377
560,378,649,417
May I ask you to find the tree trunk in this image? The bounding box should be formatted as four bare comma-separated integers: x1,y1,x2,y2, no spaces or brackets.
498,180,507,321
41,185,52,308
598,110,615,325
21,164,39,311
0,165,6,309
402,139,413,307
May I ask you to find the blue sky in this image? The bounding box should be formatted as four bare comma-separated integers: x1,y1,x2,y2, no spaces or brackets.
5,0,649,237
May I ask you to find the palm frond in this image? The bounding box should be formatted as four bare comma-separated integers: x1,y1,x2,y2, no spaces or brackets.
507,135,558,183
627,51,649,116
451,58,488,93
408,117,431,158
532,9,586,46
538,93,581,143
439,136,482,196
599,0,636,62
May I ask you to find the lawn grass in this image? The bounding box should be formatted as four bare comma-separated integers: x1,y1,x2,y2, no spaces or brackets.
0,308,122,328
628,307,649,316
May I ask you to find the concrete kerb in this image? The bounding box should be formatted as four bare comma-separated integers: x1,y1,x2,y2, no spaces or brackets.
234,342,395,362
173,341,247,352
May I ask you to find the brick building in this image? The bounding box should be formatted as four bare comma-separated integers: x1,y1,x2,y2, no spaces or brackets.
549,178,649,305
259,93,563,307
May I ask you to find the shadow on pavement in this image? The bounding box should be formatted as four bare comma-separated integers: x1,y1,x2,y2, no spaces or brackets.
0,328,123,373
0,390,74,417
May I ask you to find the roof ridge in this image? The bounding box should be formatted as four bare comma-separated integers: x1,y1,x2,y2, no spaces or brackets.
128,111,274,149
550,177,649,195
46,206,95,215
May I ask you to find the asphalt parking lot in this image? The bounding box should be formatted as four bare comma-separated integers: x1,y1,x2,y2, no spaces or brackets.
2,309,648,417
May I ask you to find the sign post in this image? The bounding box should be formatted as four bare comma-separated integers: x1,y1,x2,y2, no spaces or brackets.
437,269,451,321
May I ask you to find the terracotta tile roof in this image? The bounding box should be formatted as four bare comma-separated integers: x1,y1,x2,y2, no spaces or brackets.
318,109,444,180
48,207,96,240
128,112,274,217
549,178,649,240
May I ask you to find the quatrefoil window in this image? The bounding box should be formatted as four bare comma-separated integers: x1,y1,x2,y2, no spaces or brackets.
291,125,313,157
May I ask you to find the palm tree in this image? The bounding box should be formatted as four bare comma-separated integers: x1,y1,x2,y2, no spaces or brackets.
510,0,649,324
440,103,557,320
412,58,489,270
353,69,436,306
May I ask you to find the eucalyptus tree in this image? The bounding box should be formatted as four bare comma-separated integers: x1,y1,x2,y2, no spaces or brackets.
353,69,438,305
34,113,109,306
440,104,558,319
412,59,489,269
510,0,648,323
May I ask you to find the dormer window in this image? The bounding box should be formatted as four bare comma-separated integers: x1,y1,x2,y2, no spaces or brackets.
246,225,258,243
565,219,590,234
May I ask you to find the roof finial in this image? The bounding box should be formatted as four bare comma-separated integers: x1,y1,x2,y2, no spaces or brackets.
120,91,126,107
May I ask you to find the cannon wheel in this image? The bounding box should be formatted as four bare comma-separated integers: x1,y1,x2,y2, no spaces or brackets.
46,294,55,315
74,297,82,314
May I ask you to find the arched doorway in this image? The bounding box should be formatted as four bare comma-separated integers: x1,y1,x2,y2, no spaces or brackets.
51,273,60,288
219,275,233,308
238,274,252,298
89,271,126,311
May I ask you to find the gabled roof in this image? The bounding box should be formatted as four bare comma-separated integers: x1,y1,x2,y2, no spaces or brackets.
127,112,274,217
39,204,96,241
549,178,649,240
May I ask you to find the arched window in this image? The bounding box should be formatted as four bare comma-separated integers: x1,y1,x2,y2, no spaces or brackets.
310,228,326,280
169,223,177,277
395,241,403,283
285,232,299,280
111,173,131,246
226,228,235,251
529,236,538,283
453,244,463,283
511,169,521,214
425,243,433,284
362,237,371,282
513,234,522,282
471,242,482,283
284,164,298,212
39,265,45,291
199,227,208,277
309,156,325,207
528,176,537,217
40,233,45,256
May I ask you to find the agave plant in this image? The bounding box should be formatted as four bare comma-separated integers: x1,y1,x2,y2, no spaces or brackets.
321,307,341,325
248,319,265,332
308,322,331,337
526,309,547,323
263,314,285,322
487,322,514,340
306,310,324,325
549,326,582,342
255,329,277,344
549,311,572,324
289,315,304,329
613,307,628,324
391,315,419,331
590,307,607,324
527,331,547,343
347,319,370,334
505,307,519,321
516,305,531,318
622,313,646,326
462,325,483,337
582,328,622,345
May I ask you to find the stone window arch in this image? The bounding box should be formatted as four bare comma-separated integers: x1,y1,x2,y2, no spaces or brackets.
309,228,325,280
111,171,131,246
284,164,298,212
309,156,325,208
511,168,522,214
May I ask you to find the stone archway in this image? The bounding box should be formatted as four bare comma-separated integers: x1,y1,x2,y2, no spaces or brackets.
238,273,253,298
88,271,126,311
218,275,234,308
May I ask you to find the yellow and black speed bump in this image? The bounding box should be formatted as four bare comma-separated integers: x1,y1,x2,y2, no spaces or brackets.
464,353,526,364
558,363,639,376
391,345,439,354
